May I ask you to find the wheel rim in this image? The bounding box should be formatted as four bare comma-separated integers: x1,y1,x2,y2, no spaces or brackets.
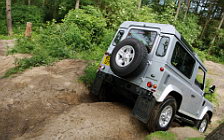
199,119,207,132
115,45,135,67
159,105,173,128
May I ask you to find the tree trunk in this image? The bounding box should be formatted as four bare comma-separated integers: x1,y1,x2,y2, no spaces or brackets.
138,0,142,9
200,3,213,39
211,12,224,45
28,0,31,5
175,0,182,20
217,13,224,30
184,0,191,20
200,18,211,39
24,22,32,37
75,0,80,9
6,0,13,36
42,0,45,7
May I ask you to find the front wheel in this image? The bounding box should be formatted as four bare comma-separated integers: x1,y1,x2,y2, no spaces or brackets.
147,96,177,132
196,113,209,133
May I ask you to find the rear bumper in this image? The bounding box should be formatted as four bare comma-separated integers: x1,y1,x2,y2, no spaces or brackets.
91,71,151,97
91,71,156,123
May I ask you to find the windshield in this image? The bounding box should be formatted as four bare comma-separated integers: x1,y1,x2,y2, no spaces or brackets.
127,29,157,52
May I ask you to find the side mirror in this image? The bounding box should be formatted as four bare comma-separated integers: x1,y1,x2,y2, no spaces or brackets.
209,85,216,93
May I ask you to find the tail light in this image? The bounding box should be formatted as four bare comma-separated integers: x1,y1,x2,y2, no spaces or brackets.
147,82,152,87
153,84,157,89
160,67,164,71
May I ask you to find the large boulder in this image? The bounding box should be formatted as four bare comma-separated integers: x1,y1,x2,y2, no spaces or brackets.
206,123,224,140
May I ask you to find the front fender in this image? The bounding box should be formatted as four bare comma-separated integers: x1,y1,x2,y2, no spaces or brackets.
153,84,182,102
199,106,213,120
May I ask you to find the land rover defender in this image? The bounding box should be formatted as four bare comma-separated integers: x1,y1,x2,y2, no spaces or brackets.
91,21,215,133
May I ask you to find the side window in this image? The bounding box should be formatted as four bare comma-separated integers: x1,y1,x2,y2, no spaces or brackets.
113,30,124,46
195,67,205,90
156,37,170,57
171,42,195,79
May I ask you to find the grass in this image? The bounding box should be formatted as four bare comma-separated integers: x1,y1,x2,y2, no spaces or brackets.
194,48,224,64
79,62,99,87
204,78,218,104
145,131,177,140
0,34,15,40
145,131,205,140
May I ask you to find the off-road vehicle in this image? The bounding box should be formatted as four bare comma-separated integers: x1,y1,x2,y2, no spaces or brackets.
91,21,215,132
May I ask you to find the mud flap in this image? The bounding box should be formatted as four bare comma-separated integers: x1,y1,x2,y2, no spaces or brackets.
91,71,105,96
132,93,156,123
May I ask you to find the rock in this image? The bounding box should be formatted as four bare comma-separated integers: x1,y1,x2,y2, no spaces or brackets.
206,123,224,140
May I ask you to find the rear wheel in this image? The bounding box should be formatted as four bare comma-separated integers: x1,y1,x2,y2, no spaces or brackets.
147,96,177,132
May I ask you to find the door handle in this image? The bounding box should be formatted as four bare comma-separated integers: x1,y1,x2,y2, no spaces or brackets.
191,94,195,98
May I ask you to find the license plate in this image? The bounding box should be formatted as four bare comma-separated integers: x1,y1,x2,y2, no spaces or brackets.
102,55,110,66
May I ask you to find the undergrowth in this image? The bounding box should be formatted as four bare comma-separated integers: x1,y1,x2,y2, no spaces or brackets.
204,78,218,104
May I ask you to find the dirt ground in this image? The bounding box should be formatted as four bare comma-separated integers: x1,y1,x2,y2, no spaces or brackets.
204,61,224,133
0,40,223,140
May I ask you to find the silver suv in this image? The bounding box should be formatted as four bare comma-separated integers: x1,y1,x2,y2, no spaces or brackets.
91,21,215,133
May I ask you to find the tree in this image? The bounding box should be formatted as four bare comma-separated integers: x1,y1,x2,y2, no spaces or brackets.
6,0,13,36
175,0,182,20
75,0,80,9
28,0,31,5
138,0,142,9
184,0,191,19
200,1,215,39
211,12,224,44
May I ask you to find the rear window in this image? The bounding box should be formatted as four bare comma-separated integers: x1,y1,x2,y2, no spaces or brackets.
113,30,124,46
171,42,195,79
127,29,157,52
156,37,170,57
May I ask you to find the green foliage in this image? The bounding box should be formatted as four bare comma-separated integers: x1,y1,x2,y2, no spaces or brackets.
175,15,202,45
64,6,106,44
3,0,224,78
154,1,176,24
80,62,98,87
7,6,109,77
94,0,138,29
145,131,177,140
205,78,218,104
12,5,44,24
134,6,157,23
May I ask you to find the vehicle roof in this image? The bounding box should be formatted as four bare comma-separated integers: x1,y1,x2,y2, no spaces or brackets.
120,21,181,37
120,21,207,72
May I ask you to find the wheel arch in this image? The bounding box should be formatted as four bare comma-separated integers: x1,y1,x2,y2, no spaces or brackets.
207,111,213,121
168,91,183,111
199,106,213,120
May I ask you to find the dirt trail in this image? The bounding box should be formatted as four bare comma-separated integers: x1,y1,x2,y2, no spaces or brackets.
16,102,147,140
0,40,224,140
0,41,147,140
204,61,224,133
0,40,15,56
0,59,90,139
0,40,31,77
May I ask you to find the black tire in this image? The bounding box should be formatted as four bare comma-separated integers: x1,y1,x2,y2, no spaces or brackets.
110,38,148,77
196,113,210,133
147,96,177,132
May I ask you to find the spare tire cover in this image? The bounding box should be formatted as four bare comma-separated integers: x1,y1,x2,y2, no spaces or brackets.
110,38,148,77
